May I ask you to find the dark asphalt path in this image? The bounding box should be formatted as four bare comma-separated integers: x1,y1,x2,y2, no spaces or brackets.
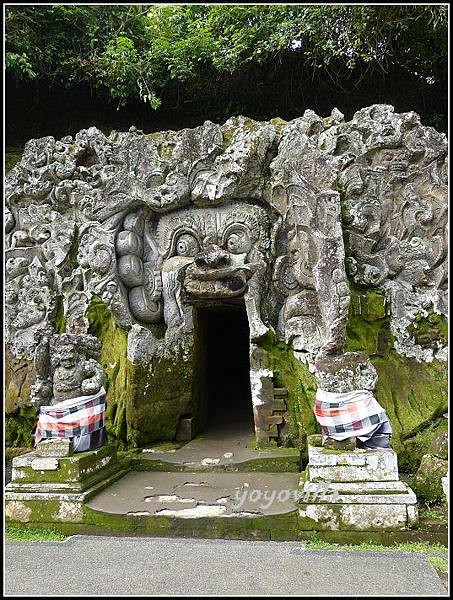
5,535,448,596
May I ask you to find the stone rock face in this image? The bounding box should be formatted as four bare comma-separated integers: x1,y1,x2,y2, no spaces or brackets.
412,426,448,504
4,106,448,448
413,454,448,503
428,430,448,460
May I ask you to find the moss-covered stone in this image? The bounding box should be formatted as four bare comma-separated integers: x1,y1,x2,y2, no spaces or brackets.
5,518,447,545
5,148,24,172
428,430,448,460
372,352,447,455
407,309,448,348
86,295,195,449
399,417,447,473
345,287,448,469
10,445,119,489
54,296,66,333
86,296,135,448
258,331,320,461
5,404,38,448
67,224,80,269
413,454,448,503
132,453,300,473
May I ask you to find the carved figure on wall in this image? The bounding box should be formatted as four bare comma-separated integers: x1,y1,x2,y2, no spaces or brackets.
33,333,107,453
49,334,105,402
4,108,447,451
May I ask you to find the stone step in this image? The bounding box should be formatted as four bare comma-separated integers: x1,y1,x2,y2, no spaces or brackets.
133,451,300,473
133,434,300,473
300,481,417,505
7,444,122,493
301,480,413,494
298,503,418,532
86,471,301,519
306,438,399,483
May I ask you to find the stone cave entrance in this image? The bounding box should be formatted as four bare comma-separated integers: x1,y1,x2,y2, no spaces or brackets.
194,303,254,438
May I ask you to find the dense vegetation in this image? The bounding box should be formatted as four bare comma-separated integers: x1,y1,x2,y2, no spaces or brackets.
6,4,448,145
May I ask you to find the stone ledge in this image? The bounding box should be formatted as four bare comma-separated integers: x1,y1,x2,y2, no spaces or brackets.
9,444,119,489
302,480,412,493
5,467,129,524
301,482,417,505
298,503,418,531
308,464,399,483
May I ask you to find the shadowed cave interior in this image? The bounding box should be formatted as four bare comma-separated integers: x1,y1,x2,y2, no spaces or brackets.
195,303,254,437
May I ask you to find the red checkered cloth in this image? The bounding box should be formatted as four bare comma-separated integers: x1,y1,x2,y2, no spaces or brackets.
314,388,390,441
34,388,106,446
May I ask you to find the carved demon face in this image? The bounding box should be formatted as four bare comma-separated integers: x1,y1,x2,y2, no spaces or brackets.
116,201,273,324
157,203,271,300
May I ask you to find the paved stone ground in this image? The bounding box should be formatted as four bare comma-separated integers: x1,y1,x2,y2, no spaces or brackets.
86,470,300,517
5,536,448,596
138,410,298,469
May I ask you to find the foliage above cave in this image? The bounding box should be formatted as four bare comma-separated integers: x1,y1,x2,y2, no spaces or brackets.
6,4,447,132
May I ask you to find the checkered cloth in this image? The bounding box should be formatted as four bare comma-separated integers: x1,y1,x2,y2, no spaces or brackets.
34,388,106,446
314,388,391,441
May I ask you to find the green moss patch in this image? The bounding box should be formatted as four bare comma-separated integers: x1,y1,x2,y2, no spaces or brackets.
345,287,448,469
407,309,448,348
86,296,194,449
258,332,320,459
5,148,24,172
5,404,38,448
399,417,447,473
87,296,136,448
54,296,66,333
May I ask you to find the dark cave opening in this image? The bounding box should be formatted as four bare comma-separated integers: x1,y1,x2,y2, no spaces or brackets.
196,303,254,433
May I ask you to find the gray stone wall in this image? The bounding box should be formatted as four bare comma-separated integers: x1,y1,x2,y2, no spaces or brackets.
5,105,447,450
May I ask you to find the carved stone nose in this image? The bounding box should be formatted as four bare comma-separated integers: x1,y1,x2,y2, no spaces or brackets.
195,245,231,269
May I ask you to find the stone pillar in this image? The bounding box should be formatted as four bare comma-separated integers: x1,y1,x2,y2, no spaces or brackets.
298,435,418,531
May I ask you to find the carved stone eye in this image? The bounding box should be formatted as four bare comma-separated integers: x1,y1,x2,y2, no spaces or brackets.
225,230,252,254
175,233,199,257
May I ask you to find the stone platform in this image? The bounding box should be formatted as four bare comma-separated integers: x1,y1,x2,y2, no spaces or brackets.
133,420,300,473
86,470,300,518
6,433,431,541
5,444,127,524
298,435,418,531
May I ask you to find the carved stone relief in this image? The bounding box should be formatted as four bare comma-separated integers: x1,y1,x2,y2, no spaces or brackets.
4,107,447,446
30,333,105,407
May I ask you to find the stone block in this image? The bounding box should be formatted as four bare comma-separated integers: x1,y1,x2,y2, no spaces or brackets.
5,445,128,525
428,431,448,459
7,444,121,493
323,437,356,451
413,454,448,503
176,417,193,442
270,399,286,411
301,480,417,505
31,458,59,471
264,415,284,425
299,435,417,530
298,503,413,531
308,447,399,483
36,438,73,457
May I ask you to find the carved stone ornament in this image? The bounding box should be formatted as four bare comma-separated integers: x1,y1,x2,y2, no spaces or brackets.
5,106,447,435
30,333,105,407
